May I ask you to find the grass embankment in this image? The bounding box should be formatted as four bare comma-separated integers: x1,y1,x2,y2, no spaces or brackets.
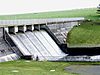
0,8,97,20
0,60,75,75
67,21,100,47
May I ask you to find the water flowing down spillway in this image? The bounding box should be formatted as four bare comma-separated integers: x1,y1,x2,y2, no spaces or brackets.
10,30,67,61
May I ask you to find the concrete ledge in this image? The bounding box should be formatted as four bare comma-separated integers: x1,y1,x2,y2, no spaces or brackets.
67,47,100,55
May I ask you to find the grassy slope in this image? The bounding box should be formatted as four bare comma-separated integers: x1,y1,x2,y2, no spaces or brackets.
0,8,97,20
0,60,75,75
67,21,100,47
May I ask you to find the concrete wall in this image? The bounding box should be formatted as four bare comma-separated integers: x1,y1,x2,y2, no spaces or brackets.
47,21,78,43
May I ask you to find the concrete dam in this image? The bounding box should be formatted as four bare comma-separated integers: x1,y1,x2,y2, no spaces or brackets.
0,18,85,62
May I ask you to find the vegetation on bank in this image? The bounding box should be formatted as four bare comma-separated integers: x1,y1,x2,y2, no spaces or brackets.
0,8,97,20
67,21,100,47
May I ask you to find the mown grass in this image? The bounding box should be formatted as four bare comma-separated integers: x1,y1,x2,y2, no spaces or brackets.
1,60,100,75
67,21,100,47
0,8,98,20
0,60,76,75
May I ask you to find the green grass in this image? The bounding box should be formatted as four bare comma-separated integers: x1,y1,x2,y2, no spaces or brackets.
67,21,100,47
0,8,98,20
1,60,100,75
0,60,76,75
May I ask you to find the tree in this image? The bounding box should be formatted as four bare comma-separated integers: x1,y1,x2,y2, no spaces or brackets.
97,4,100,14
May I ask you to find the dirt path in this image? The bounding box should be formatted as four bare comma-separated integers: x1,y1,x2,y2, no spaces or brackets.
65,65,100,75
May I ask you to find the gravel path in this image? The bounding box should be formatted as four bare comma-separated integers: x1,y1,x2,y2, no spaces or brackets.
65,65,100,75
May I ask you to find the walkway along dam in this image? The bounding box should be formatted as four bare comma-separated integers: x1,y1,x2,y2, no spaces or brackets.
0,18,86,62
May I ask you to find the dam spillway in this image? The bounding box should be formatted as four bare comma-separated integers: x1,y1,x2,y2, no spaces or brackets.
9,30,67,61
